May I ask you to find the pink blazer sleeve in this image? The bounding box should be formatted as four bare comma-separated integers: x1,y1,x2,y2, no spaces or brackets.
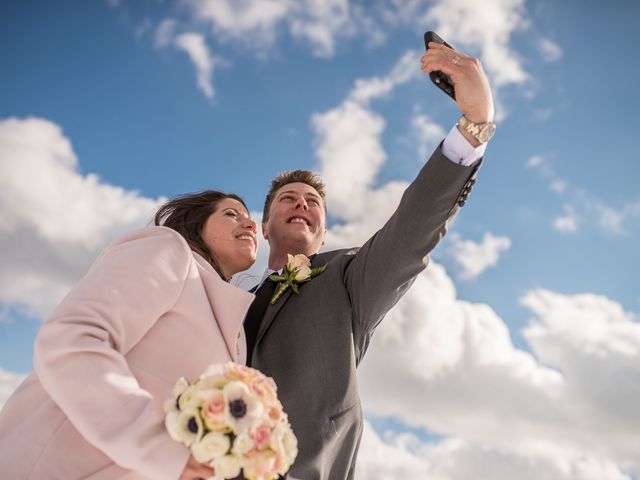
34,227,196,479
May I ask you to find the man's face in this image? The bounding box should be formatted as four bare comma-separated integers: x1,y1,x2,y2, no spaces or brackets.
262,182,327,255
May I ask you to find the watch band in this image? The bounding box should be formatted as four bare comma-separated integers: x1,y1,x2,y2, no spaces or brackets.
458,115,496,144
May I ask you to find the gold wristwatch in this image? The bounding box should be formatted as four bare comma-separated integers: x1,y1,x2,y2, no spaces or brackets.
458,115,496,144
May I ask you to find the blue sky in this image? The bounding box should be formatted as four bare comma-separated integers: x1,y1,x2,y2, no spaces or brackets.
1,1,639,478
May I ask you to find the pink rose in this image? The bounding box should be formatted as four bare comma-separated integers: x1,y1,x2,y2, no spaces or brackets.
202,392,227,430
225,363,260,384
242,450,279,480
251,423,272,450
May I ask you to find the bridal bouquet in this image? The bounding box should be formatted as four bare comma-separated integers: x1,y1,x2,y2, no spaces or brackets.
164,362,298,480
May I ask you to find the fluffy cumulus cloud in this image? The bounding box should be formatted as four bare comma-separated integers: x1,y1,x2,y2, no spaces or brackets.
420,0,529,88
350,260,640,478
357,425,632,480
311,49,425,225
447,232,511,280
184,0,357,57
122,0,535,106
0,117,163,318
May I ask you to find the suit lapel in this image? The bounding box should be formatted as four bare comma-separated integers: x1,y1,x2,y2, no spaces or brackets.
255,283,293,345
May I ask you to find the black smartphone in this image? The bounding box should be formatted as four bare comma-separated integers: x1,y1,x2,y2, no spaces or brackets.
424,31,456,100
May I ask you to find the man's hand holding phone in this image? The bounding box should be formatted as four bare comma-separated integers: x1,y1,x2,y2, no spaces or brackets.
421,31,494,127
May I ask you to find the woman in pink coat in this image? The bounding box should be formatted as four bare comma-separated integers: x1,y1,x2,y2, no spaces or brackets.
0,190,259,480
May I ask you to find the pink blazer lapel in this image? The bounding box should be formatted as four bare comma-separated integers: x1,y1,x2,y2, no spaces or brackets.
193,253,255,363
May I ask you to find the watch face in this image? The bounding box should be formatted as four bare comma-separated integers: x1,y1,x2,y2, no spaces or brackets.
479,123,496,142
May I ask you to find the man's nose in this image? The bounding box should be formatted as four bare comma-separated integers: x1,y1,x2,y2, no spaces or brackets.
294,197,309,210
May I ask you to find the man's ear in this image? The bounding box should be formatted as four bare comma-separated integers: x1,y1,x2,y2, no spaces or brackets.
262,222,268,240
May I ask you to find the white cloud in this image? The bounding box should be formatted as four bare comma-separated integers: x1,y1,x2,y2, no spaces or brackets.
312,101,387,222
356,421,432,478
595,200,640,235
447,232,511,280
184,0,356,57
422,0,529,88
526,155,543,168
352,259,640,476
0,117,163,318
312,50,421,224
521,289,640,468
538,37,563,62
525,154,556,179
185,0,290,47
154,18,178,48
550,179,567,193
153,21,217,99
527,156,639,235
412,112,447,160
175,33,216,99
554,204,579,233
288,0,354,57
0,368,25,410
347,50,419,105
357,425,633,480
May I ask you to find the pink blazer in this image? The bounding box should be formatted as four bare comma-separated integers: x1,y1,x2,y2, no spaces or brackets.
0,227,254,479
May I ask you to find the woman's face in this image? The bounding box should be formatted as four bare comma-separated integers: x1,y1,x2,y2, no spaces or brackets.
202,198,257,279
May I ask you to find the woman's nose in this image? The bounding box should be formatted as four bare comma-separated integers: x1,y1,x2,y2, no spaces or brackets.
243,218,257,233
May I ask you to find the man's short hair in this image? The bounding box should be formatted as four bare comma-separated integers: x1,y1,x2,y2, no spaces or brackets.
262,169,326,223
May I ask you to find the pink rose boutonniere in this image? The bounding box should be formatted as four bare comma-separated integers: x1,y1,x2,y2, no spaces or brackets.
268,254,326,304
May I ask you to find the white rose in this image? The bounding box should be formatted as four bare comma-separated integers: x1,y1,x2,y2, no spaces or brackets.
287,253,310,270
293,264,312,282
191,431,231,463
232,431,254,456
211,454,242,478
270,422,298,471
171,377,190,397
178,385,201,410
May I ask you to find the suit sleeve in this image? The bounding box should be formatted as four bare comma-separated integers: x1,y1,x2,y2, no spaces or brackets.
344,145,481,335
34,227,192,480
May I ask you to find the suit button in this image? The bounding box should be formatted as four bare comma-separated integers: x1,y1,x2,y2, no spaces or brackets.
458,200,466,206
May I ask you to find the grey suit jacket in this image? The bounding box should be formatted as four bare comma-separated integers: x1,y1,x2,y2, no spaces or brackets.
251,146,481,479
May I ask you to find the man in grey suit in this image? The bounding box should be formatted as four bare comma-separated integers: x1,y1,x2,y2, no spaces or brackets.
243,42,496,479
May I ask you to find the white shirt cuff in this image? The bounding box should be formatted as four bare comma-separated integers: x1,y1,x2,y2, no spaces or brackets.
441,124,487,167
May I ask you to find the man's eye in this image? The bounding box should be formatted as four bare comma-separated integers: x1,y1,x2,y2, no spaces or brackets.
308,199,319,205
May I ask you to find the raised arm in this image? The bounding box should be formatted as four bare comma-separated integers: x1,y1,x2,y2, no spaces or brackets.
345,48,494,333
